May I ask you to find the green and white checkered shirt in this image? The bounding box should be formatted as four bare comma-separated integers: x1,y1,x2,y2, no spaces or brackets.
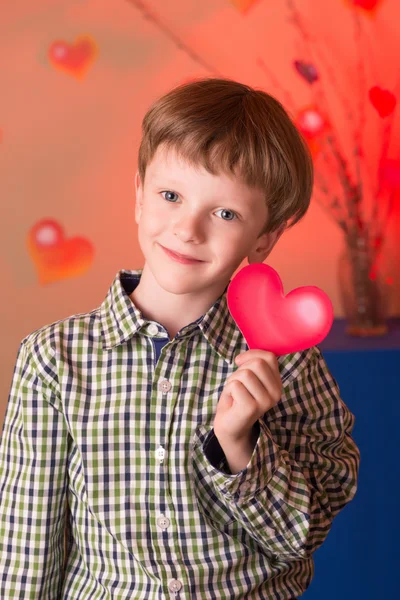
0,269,360,599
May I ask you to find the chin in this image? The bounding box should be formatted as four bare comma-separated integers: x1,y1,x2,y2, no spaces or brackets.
161,278,205,295
150,265,199,289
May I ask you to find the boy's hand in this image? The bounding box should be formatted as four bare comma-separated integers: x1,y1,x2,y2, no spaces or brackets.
213,350,283,444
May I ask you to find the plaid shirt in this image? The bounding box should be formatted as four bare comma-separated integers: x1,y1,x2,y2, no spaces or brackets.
0,269,360,599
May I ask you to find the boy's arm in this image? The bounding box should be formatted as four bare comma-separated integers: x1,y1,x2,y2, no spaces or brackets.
0,339,69,598
192,346,360,561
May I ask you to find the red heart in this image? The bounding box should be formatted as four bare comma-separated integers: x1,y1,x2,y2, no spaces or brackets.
48,35,97,79
227,263,333,356
27,218,94,285
369,86,397,118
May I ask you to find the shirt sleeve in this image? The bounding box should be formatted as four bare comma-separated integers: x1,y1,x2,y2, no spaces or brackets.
0,339,70,599
191,345,360,561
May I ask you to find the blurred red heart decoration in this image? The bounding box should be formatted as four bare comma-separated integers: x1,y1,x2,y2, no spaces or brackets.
48,35,98,79
344,0,386,15
369,86,397,118
227,263,334,356
296,106,328,139
351,0,384,11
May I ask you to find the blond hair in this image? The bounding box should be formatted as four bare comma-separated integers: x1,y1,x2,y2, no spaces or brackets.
137,77,313,236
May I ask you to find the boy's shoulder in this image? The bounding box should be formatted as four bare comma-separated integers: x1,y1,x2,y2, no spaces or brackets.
20,306,102,366
12,307,102,402
20,268,141,355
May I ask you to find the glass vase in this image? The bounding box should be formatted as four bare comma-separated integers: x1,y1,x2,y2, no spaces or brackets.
337,233,389,337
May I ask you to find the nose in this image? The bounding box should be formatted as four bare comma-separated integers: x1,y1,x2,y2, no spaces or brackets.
172,212,205,243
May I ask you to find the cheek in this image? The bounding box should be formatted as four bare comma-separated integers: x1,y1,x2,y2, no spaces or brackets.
217,233,244,253
141,206,166,235
222,241,250,270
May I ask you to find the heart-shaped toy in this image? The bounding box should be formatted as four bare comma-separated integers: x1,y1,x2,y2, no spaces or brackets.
227,263,333,356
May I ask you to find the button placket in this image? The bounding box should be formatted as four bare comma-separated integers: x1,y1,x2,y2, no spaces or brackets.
155,374,184,596
154,378,170,473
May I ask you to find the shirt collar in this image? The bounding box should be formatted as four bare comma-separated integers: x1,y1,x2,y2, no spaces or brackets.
99,269,315,378
99,269,243,364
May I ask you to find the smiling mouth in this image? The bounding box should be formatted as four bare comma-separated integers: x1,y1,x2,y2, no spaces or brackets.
160,245,205,264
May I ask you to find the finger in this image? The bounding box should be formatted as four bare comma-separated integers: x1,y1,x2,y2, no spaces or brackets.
225,380,258,419
236,350,277,366
237,360,282,406
236,353,281,387
231,368,271,408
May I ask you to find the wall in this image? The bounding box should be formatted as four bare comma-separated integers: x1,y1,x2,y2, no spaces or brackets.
1,0,399,424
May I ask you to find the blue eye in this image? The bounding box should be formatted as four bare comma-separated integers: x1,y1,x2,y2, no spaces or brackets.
161,191,179,202
160,191,238,221
215,208,236,221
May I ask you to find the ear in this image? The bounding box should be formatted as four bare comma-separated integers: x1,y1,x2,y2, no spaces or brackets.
247,222,286,265
134,171,143,225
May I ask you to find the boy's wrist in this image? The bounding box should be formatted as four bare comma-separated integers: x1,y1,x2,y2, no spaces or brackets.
214,424,259,475
214,422,259,447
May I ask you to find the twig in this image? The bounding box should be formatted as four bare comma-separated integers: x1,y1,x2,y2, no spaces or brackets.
369,72,400,241
284,0,361,230
312,190,349,234
125,0,221,76
256,57,297,113
375,188,398,243
351,11,367,213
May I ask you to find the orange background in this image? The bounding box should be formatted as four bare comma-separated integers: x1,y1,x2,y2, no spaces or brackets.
1,0,399,426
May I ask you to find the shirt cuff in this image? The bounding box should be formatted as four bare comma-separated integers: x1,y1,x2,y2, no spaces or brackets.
191,419,282,501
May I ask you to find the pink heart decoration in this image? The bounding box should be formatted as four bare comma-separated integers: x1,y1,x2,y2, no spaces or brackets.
227,263,334,356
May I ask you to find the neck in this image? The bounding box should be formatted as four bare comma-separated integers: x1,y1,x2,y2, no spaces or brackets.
129,263,227,339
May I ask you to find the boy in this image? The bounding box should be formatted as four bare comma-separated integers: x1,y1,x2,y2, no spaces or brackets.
0,77,360,599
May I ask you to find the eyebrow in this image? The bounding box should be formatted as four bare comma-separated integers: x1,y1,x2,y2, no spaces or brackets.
154,178,185,187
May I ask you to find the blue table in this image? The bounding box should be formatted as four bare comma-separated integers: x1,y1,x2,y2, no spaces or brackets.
303,317,400,599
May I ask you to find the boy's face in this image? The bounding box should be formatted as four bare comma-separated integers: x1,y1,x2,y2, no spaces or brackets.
134,144,285,300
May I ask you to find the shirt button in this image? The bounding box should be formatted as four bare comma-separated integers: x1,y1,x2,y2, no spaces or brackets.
159,380,172,393
168,579,182,593
156,515,170,529
147,323,158,336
